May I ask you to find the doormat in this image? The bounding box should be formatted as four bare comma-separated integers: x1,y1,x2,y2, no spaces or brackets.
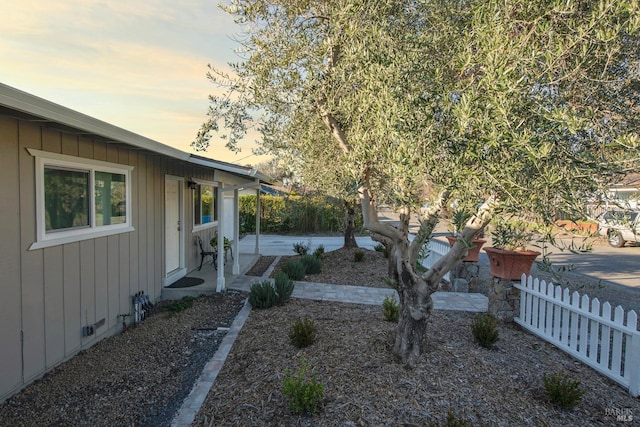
167,277,205,288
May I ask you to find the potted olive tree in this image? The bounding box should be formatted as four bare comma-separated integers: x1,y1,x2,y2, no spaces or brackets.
445,208,486,262
483,219,540,280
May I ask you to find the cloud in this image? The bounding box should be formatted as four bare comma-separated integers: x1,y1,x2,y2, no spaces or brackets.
1,0,243,103
0,0,264,164
1,0,240,59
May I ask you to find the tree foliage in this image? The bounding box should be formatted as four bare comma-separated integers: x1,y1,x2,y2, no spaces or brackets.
428,0,640,221
196,0,640,364
197,0,638,216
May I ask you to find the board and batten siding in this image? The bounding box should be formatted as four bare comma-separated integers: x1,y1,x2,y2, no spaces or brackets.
0,115,215,401
0,116,22,402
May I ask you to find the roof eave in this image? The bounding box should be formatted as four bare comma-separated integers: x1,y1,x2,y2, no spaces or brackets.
0,83,190,161
188,155,273,183
0,83,273,183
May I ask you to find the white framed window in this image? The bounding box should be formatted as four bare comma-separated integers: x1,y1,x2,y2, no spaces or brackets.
28,149,134,250
192,180,218,232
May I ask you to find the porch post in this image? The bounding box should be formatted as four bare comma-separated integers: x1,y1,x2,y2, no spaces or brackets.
255,187,261,255
216,182,225,292
232,188,240,274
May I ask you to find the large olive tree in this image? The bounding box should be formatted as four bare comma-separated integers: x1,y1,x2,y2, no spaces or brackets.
195,0,639,365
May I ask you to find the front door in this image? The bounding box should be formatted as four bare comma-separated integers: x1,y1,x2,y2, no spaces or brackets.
165,177,184,284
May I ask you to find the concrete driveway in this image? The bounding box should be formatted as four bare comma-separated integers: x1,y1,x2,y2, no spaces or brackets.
379,206,640,291
535,239,640,291
240,204,640,292
238,234,377,256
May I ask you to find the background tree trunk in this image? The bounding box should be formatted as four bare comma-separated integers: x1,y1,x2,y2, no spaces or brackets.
343,200,359,248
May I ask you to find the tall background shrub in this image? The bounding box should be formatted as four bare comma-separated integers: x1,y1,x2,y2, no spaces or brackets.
239,194,362,234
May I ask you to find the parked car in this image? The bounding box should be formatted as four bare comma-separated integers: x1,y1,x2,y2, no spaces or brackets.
597,209,640,247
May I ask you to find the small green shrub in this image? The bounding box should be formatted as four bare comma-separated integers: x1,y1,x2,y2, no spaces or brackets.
300,254,322,274
249,280,277,309
282,259,306,280
274,272,294,305
383,277,398,289
283,357,324,414
312,245,325,258
543,371,584,409
289,317,317,348
471,313,499,348
428,408,473,427
382,296,400,322
373,243,389,258
293,241,309,255
165,296,195,314
354,249,365,262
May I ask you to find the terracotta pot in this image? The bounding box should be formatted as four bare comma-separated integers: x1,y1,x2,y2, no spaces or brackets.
483,246,541,280
446,236,487,262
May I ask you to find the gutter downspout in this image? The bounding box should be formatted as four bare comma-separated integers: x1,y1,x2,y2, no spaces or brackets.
255,186,261,256
232,188,240,275
216,182,225,292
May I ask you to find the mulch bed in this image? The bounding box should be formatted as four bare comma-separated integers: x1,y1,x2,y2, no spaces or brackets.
193,298,640,426
0,291,248,427
270,247,391,288
246,255,277,277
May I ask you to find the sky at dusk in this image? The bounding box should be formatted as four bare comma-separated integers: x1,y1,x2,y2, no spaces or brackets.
0,0,268,165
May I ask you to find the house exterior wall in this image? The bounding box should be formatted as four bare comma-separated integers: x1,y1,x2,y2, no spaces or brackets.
0,115,236,401
0,116,22,405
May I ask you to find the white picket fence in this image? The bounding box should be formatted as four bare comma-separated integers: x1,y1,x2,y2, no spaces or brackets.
514,275,640,397
420,237,639,396
422,238,451,281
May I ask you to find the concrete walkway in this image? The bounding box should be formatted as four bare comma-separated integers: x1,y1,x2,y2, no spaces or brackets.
228,272,488,311
171,256,487,426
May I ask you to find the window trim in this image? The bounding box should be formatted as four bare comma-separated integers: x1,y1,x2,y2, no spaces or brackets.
28,149,134,250
191,178,218,233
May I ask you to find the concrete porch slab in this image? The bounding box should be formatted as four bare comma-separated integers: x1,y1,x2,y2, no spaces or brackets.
161,253,260,301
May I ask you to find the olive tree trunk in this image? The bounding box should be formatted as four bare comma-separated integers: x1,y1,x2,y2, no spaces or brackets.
358,186,439,365
360,184,496,366
389,244,435,366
